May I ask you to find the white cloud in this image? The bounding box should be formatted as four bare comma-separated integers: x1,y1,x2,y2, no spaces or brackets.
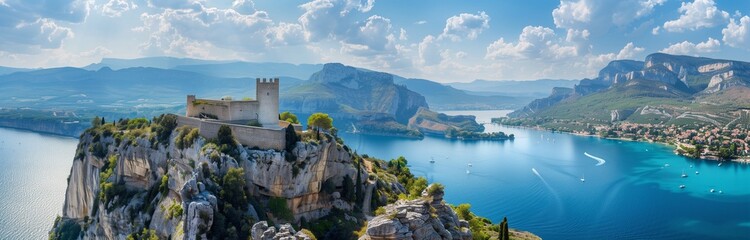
102,0,136,17
660,38,721,55
399,28,407,41
415,20,427,25
137,4,273,56
266,22,306,45
485,26,579,60
616,42,645,59
662,0,729,32
439,11,490,41
552,0,591,29
553,0,666,30
418,35,442,66
651,26,660,35
0,0,91,53
298,0,376,42
722,16,749,49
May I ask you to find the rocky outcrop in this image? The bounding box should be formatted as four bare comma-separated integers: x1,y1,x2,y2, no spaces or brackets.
54,120,373,239
359,186,471,240
251,221,312,240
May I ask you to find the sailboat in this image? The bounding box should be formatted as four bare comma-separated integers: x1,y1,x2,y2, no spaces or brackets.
681,169,688,178
430,157,435,163
466,169,471,174
580,174,585,182
679,184,686,189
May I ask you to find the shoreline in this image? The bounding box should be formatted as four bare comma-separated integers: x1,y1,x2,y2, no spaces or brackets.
0,125,79,139
496,123,750,164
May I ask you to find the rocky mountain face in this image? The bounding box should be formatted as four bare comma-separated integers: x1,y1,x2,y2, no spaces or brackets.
281,63,428,124
509,53,750,122
52,116,371,239
359,185,471,240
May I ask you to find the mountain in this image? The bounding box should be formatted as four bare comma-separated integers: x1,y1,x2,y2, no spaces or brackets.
447,79,578,98
508,53,750,126
282,63,428,124
171,62,323,79
82,57,234,70
0,66,31,76
393,77,532,110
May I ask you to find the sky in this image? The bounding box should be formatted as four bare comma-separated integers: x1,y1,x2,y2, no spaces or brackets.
0,0,749,82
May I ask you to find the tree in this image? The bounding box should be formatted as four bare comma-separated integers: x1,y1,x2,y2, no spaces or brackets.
454,204,472,221
217,125,235,146
499,217,509,240
285,124,300,153
221,168,247,209
91,116,102,127
307,113,333,131
342,174,355,202
280,111,299,124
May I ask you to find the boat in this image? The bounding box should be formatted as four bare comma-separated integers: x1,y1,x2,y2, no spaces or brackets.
679,185,686,189
719,190,723,194
681,169,688,178
718,162,723,167
580,174,585,182
468,163,473,167
466,169,471,174
664,163,670,167
689,165,693,168
695,171,699,175
430,157,435,163
710,189,715,193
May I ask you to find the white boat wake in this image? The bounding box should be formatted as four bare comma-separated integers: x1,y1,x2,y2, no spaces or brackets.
532,168,540,177
584,152,606,166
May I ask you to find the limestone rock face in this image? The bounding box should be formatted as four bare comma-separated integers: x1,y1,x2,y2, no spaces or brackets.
56,125,371,239
251,221,312,240
359,196,471,240
243,138,365,221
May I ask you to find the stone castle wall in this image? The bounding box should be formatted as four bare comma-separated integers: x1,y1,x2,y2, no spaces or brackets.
186,96,260,121
176,115,285,151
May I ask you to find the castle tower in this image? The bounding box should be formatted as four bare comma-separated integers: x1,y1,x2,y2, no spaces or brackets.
256,77,280,128
186,95,196,117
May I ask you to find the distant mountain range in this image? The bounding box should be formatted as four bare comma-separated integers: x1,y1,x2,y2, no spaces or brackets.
509,53,750,128
0,57,579,136
447,79,578,98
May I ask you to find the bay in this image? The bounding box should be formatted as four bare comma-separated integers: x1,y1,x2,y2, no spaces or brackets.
338,110,750,239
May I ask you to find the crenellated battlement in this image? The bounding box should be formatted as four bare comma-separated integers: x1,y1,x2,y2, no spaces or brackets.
256,77,280,84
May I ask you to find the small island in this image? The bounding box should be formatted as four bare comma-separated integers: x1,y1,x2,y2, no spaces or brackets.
409,108,514,140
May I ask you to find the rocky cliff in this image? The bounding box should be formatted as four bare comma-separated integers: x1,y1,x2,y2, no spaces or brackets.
509,53,750,123
51,115,371,239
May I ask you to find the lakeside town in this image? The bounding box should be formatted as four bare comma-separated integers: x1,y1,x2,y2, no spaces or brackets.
495,118,750,163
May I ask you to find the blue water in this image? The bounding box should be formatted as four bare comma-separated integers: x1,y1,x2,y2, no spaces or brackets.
2,109,750,239
0,127,77,239
339,110,750,240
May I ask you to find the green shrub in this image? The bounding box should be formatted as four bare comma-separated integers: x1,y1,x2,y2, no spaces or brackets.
280,111,300,124
268,197,293,221
426,183,445,196
159,175,169,197
166,201,183,220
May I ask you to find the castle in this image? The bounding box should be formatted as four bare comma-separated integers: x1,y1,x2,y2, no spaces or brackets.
186,77,280,127
177,78,295,151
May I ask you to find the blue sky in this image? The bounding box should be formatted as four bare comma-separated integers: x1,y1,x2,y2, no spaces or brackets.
0,0,748,82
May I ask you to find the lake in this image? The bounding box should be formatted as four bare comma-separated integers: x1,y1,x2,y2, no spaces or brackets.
2,109,750,239
338,110,750,240
0,127,76,239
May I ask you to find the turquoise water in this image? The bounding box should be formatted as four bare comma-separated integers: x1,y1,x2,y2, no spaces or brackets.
2,109,750,239
0,128,77,239
339,110,750,240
